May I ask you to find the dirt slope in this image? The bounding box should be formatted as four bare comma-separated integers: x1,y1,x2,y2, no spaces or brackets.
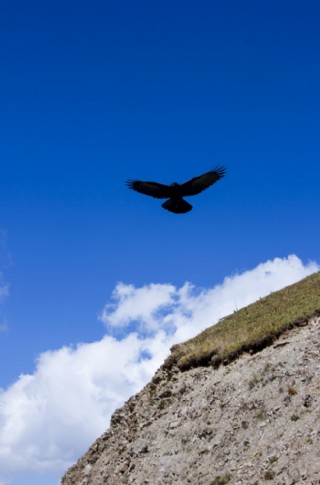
62,314,320,484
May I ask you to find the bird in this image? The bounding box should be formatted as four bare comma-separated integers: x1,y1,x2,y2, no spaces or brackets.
126,166,226,214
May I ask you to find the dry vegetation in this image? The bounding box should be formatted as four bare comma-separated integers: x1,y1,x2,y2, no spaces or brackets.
164,272,320,371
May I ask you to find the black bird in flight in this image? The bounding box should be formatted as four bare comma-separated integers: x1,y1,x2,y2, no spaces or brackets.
126,166,226,214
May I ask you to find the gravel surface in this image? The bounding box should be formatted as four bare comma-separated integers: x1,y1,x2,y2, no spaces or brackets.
62,316,320,485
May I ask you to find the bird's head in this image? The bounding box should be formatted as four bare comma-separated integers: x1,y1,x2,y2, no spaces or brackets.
170,182,180,187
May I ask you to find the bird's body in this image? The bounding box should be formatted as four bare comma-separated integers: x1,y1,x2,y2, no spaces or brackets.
161,196,192,214
126,166,226,213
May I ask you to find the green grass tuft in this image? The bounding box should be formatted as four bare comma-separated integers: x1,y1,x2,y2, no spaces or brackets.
210,474,231,485
164,272,320,371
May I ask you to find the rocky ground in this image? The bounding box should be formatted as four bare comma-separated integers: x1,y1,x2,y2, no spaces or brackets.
62,316,320,485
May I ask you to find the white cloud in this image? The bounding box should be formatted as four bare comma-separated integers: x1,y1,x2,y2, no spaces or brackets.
101,282,176,331
101,254,319,343
0,255,318,484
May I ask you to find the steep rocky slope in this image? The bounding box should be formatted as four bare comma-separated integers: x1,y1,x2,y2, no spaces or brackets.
62,277,320,485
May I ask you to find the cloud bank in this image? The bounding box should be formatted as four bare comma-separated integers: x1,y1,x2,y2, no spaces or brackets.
0,255,318,484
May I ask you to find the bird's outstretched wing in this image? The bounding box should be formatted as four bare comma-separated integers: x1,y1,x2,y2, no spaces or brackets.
126,180,172,199
180,166,226,197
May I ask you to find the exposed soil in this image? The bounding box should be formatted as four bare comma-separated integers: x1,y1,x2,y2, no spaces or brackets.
62,316,320,485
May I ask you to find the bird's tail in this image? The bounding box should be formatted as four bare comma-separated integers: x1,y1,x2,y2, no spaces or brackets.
162,198,192,214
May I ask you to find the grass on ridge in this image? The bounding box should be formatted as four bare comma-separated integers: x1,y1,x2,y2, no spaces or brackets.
164,272,320,371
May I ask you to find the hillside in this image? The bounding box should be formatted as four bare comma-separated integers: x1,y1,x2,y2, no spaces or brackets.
62,273,320,484
165,271,320,370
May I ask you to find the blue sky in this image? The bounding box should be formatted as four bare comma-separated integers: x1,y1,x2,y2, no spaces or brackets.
1,1,320,483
